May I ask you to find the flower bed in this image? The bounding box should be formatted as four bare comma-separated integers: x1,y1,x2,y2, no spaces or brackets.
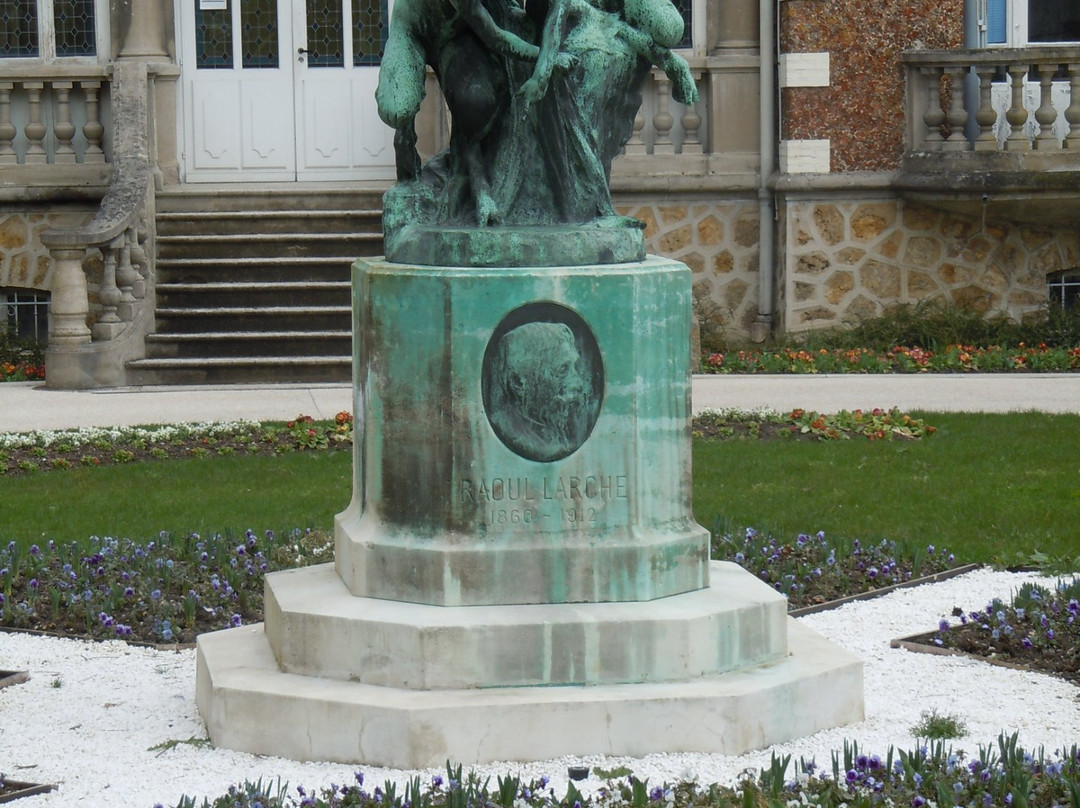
694,408,936,442
0,528,334,644
896,576,1080,685
713,527,961,611
0,413,353,475
702,344,1080,374
167,739,1080,808
0,777,55,804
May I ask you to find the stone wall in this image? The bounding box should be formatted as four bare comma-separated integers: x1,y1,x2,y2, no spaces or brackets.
0,210,94,294
779,199,1080,333
618,200,762,345
779,0,964,172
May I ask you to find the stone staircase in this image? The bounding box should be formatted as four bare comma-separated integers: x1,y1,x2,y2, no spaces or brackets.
127,185,384,385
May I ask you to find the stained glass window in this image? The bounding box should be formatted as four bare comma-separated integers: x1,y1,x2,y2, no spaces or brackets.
54,0,96,56
196,2,233,69
0,0,39,57
353,0,387,65
307,0,344,67
670,0,692,49
242,0,278,68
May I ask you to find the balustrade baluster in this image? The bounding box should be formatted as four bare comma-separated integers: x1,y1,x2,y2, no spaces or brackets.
52,81,77,163
680,72,703,155
23,82,47,163
920,67,946,150
942,67,970,151
1005,65,1031,151
652,74,675,154
0,83,16,164
1065,63,1080,150
1034,64,1061,149
114,233,139,321
625,96,647,155
93,244,123,340
81,81,106,163
46,246,92,346
973,67,999,151
127,226,148,299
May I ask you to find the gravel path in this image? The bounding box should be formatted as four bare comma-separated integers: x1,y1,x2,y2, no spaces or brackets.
2,567,1078,808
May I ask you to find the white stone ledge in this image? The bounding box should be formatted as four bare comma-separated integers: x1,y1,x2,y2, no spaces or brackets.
780,140,831,174
779,52,830,87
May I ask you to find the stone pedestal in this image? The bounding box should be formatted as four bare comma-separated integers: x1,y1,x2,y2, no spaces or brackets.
196,251,864,767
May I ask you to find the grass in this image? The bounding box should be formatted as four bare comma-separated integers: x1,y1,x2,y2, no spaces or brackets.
693,411,1080,567
3,411,1078,570
0,451,352,544
910,709,968,741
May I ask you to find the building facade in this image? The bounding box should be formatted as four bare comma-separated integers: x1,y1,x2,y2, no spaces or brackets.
0,0,1077,386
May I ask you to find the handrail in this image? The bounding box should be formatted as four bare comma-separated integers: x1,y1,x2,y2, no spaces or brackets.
42,59,156,389
902,46,1080,155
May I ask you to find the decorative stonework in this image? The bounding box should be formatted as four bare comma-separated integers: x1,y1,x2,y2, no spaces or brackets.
779,0,963,171
0,211,92,293
780,200,1080,333
619,201,761,340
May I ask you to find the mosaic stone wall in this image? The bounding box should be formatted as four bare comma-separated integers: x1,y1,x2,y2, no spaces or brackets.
779,0,964,171
779,199,1079,334
618,200,762,344
0,211,93,293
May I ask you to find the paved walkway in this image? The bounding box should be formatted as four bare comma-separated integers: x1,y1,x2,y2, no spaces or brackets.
1,374,1078,432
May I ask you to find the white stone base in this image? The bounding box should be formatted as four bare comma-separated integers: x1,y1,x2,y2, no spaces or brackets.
196,562,863,768
264,561,789,688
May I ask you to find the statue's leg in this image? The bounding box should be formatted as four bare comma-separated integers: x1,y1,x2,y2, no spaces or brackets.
439,35,509,224
376,27,427,181
393,125,422,181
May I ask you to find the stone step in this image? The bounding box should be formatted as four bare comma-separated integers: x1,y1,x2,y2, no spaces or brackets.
145,330,351,359
156,256,353,284
156,210,383,238
156,233,381,259
155,305,352,334
143,186,381,385
126,355,351,385
156,281,350,308
155,184,387,214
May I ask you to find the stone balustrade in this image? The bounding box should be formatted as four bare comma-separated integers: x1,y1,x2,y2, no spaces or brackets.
904,47,1080,155
611,57,761,191
42,61,156,389
422,55,763,192
0,65,110,168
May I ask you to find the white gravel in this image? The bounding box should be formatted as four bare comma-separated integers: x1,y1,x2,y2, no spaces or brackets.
2,567,1078,808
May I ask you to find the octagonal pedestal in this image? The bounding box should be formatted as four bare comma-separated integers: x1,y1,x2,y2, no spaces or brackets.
196,252,864,766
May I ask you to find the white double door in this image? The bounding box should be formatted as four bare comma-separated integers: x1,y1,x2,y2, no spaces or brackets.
179,0,394,182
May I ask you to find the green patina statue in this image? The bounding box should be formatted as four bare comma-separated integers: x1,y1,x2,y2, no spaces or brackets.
375,0,698,259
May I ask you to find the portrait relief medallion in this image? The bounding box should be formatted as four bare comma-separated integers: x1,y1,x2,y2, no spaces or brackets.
482,303,604,462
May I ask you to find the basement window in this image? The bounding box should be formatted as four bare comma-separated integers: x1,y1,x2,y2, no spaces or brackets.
1047,269,1080,311
1,287,49,343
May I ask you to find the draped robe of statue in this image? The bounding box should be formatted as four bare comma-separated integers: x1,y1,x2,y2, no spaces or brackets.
376,0,697,256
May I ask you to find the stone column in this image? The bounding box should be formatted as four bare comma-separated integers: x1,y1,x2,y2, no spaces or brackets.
118,0,168,59
709,0,760,52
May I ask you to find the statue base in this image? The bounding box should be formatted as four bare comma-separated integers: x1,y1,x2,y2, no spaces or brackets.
196,561,863,767
196,253,864,766
386,223,646,267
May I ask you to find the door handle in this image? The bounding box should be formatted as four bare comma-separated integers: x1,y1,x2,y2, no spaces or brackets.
297,46,309,62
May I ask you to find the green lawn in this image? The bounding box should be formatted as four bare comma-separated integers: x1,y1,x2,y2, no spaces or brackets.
693,411,1080,566
4,412,1080,569
1,451,353,544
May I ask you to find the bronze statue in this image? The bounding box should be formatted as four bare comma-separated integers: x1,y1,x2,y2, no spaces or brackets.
376,0,697,250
